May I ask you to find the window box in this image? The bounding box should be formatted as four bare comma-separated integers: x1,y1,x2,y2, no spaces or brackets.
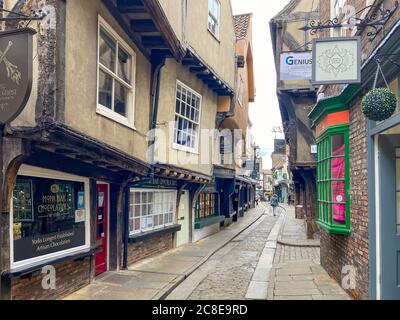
128,224,181,243
316,124,351,235
194,215,225,230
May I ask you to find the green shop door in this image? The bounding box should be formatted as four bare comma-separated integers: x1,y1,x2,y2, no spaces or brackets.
177,190,190,247
379,135,400,299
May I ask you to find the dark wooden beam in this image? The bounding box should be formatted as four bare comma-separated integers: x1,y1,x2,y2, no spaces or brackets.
102,0,150,59
142,35,168,49
130,19,158,33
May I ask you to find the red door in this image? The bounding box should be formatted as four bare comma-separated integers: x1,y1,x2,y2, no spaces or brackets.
95,184,108,276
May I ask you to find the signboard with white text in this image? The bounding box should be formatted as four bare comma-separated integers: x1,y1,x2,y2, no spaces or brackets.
312,37,361,85
280,52,312,81
0,28,36,124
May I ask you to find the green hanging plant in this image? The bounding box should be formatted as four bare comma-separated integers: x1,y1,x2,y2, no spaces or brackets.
361,88,397,121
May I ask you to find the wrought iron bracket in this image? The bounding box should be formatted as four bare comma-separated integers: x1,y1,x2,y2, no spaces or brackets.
0,8,46,22
299,1,399,41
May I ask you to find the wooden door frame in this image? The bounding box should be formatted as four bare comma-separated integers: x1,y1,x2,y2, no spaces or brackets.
96,182,110,273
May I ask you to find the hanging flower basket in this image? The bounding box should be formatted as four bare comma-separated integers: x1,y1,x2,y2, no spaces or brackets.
361,88,397,121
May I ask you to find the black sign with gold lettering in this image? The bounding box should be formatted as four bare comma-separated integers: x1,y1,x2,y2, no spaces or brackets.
0,28,36,125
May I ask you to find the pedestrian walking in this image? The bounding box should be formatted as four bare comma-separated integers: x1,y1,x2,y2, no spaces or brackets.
270,194,279,216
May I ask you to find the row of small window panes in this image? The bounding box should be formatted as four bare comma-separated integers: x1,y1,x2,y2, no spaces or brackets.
176,85,200,111
196,194,217,219
317,135,330,224
130,212,174,234
174,117,198,149
129,191,176,233
396,149,400,235
175,99,200,123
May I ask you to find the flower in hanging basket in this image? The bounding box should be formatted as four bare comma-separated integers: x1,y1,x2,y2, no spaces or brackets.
361,88,397,121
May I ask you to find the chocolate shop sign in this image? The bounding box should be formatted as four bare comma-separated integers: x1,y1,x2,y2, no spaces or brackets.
0,28,35,125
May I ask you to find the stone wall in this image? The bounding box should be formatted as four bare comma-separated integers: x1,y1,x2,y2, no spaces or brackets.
127,233,174,266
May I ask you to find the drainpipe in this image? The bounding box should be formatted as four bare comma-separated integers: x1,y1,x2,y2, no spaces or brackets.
122,185,129,270
148,55,166,181
0,124,4,298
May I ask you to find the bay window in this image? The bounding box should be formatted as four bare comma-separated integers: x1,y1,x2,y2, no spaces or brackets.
11,166,90,268
129,189,177,235
195,193,219,220
317,124,350,234
97,16,136,128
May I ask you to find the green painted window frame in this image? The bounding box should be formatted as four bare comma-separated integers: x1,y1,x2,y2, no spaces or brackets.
316,124,351,235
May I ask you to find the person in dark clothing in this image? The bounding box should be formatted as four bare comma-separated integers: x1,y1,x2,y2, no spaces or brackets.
270,194,279,216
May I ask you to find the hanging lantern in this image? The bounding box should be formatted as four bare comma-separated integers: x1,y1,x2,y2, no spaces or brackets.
361,88,397,121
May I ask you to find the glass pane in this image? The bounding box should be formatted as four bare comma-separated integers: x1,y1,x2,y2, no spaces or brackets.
118,46,131,83
332,180,346,224
134,218,140,231
397,159,400,188
397,192,400,235
114,81,128,117
134,192,140,204
332,134,345,156
134,205,140,217
332,157,345,179
99,28,116,71
98,70,112,109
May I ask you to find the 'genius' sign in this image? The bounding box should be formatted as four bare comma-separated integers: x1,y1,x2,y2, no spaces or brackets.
280,51,313,81
0,28,36,125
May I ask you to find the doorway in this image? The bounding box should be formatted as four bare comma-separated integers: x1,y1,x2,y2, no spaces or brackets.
177,190,190,247
378,134,400,299
95,183,109,276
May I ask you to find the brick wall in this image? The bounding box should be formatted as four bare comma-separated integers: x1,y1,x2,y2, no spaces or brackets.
127,233,174,266
11,258,92,300
320,95,369,300
316,0,400,299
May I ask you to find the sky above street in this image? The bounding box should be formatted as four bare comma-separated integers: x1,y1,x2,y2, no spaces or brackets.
231,0,291,169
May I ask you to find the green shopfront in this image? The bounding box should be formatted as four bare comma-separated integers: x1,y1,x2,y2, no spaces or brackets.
309,20,400,298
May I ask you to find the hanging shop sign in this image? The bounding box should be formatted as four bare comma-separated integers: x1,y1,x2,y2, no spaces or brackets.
0,28,36,125
280,51,312,81
312,37,361,85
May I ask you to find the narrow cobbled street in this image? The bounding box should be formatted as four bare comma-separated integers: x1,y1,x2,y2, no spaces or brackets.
64,203,350,300
166,204,351,300
167,206,278,300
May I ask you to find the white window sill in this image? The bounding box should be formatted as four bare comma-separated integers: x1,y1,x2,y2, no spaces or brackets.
172,143,199,155
207,28,220,42
96,106,136,131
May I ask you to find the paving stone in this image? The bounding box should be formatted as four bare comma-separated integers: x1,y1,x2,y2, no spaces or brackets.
274,289,321,296
312,295,351,300
276,267,313,275
274,296,313,300
275,281,318,290
245,281,269,300
252,268,272,282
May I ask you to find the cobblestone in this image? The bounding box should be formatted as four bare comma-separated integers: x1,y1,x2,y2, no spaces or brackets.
188,214,277,300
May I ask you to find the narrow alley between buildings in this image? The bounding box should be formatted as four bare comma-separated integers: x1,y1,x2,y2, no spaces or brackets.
65,203,350,301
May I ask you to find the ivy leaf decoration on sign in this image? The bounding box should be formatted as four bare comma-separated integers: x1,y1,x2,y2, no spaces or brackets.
318,45,355,78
